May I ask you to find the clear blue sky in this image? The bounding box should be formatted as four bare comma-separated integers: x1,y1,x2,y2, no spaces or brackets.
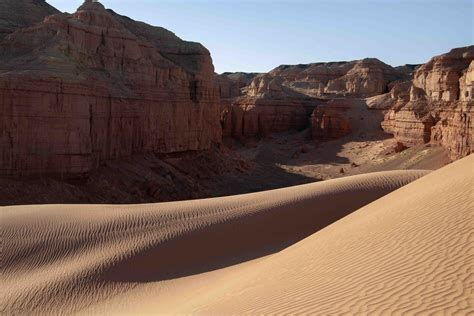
48,0,473,74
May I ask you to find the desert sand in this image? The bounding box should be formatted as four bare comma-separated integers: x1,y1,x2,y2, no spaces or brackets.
2,155,473,314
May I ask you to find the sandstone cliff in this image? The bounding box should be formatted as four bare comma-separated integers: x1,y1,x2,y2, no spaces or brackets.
381,46,473,160
270,58,406,98
220,74,319,138
0,1,221,176
311,100,352,140
218,58,408,141
216,72,259,99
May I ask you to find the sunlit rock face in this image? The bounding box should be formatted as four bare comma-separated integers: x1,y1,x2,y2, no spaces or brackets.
0,1,221,176
270,58,406,98
381,46,474,160
217,58,406,141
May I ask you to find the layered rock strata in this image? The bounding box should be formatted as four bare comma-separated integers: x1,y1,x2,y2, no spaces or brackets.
381,46,473,160
270,58,406,98
0,1,221,176
311,100,352,140
220,74,319,139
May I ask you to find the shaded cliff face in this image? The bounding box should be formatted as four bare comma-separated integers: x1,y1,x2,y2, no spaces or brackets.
0,0,59,40
0,1,221,176
381,46,474,160
311,100,352,140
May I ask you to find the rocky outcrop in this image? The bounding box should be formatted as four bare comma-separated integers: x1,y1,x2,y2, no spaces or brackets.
221,74,318,139
219,59,406,141
413,47,473,102
270,58,405,98
216,72,259,99
324,59,403,97
381,46,473,160
381,102,434,146
460,61,474,101
394,64,422,78
0,1,221,176
311,100,352,140
431,103,473,159
0,0,59,40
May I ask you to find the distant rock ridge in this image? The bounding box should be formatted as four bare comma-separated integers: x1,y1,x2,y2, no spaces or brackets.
216,57,406,140
216,47,473,160
269,58,406,98
0,1,221,176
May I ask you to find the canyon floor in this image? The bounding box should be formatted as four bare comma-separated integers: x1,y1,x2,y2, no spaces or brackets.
2,154,472,314
0,132,450,206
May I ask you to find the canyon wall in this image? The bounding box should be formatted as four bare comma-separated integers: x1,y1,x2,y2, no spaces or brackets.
218,58,405,139
269,58,407,98
0,1,221,176
311,100,352,140
219,74,318,139
381,46,473,160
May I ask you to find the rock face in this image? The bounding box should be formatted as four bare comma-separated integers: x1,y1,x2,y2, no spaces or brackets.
218,59,408,141
0,0,59,40
220,74,319,139
0,1,221,176
460,61,474,101
270,58,405,98
413,47,473,101
216,72,259,99
381,46,474,160
381,102,434,146
311,100,352,140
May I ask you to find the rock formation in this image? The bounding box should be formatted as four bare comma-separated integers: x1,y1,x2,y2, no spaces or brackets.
270,58,406,98
216,72,259,99
0,1,221,176
218,58,408,141
220,74,319,139
381,46,473,160
311,100,352,140
0,0,59,40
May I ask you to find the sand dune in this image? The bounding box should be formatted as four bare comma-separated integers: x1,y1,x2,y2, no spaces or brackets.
0,158,471,314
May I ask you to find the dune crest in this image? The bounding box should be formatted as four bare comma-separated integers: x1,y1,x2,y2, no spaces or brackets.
155,155,473,315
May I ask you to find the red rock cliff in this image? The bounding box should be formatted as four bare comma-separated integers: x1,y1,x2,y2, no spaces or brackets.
0,1,221,176
381,46,473,160
220,74,318,139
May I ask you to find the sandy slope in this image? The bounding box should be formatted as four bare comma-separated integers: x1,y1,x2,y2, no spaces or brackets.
90,155,473,315
174,154,473,315
1,170,427,314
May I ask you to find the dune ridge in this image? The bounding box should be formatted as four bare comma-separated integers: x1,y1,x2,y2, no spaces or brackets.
150,155,472,315
0,170,428,314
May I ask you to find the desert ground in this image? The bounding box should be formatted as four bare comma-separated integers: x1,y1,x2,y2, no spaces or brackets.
2,155,472,314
